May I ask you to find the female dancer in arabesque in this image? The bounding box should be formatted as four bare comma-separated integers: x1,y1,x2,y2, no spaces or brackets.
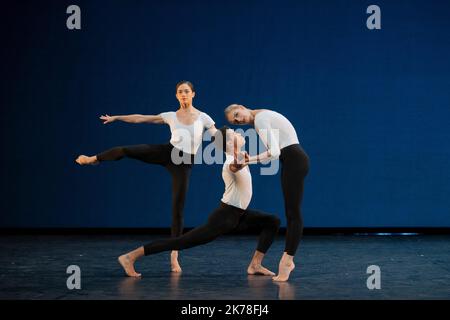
75,81,217,273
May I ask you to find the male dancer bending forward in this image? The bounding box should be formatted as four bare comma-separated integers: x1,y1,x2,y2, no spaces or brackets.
119,126,280,277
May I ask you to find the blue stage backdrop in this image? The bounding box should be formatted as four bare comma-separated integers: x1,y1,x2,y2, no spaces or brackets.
1,0,450,228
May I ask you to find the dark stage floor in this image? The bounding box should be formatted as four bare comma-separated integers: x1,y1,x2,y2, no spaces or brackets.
0,235,449,300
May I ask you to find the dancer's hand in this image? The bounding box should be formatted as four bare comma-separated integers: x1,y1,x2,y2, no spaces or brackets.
230,151,249,172
243,152,250,165
100,114,116,124
235,151,250,165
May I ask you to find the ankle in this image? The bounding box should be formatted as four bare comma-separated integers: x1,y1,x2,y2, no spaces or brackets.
249,263,261,269
280,260,294,267
280,256,294,266
250,259,263,267
125,254,135,262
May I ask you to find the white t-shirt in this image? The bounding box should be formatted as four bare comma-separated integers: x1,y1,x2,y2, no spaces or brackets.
159,111,215,155
221,154,252,210
254,110,299,159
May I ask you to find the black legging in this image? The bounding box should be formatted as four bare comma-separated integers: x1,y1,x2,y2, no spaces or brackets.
143,202,280,255
96,143,193,237
280,143,310,256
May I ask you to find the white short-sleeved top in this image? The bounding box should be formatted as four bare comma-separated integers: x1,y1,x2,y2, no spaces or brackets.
159,111,215,155
221,155,252,210
254,110,299,158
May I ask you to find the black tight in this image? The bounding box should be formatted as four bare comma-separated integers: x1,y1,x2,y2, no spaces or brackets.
96,143,193,237
143,202,280,256
280,144,310,256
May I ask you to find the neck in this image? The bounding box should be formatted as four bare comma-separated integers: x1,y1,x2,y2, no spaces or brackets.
249,109,257,125
179,103,193,110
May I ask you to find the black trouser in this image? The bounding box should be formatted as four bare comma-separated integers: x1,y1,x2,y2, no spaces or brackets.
96,143,193,237
143,202,280,256
280,144,310,256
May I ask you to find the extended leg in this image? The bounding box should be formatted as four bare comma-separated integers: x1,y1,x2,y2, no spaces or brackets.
76,144,170,165
117,205,240,277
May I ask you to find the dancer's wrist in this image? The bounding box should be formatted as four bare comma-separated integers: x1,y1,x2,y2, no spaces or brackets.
248,155,258,164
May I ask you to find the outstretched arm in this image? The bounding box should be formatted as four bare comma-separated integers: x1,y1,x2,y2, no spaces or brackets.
100,114,165,125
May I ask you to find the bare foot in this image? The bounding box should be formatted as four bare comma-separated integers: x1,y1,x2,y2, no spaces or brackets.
75,155,99,165
171,251,182,273
247,264,275,276
118,254,141,278
272,261,295,282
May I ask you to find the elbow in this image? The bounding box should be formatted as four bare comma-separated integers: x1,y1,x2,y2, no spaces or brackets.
135,116,146,123
131,114,144,123
269,148,280,159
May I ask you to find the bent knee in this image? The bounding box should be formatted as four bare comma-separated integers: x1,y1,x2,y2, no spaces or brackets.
272,216,281,228
111,146,127,157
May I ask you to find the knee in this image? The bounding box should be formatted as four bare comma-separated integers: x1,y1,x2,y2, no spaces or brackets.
114,146,125,152
172,181,189,203
172,187,188,207
271,216,281,230
113,146,127,157
286,213,303,226
173,191,187,204
172,202,186,217
285,206,301,219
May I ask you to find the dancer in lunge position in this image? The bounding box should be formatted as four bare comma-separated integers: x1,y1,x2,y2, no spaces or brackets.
225,105,310,282
117,126,280,278
75,81,217,273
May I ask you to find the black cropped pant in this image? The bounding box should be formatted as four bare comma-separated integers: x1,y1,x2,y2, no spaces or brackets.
280,143,310,256
96,143,193,237
143,202,280,256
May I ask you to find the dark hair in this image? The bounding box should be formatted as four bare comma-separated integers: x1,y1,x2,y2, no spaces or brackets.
176,81,195,92
212,126,230,152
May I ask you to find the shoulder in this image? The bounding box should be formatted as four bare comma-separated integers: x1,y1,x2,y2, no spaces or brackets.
159,111,176,123
200,112,215,126
159,111,175,118
200,111,214,121
256,109,275,118
254,110,273,128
